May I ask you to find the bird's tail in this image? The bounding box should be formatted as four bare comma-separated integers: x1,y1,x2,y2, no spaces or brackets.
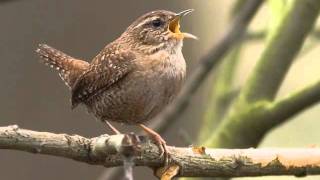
36,44,89,88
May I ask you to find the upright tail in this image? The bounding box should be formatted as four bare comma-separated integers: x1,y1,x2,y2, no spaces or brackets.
36,44,90,88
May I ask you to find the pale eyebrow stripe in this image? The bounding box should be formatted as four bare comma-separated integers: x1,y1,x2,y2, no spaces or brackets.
134,16,161,28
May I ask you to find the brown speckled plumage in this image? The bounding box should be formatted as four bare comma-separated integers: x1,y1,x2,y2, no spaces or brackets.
36,10,194,126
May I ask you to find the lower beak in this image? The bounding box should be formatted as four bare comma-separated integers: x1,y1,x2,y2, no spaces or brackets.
168,9,198,40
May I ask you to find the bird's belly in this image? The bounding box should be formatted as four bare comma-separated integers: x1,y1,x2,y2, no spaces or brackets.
85,70,185,124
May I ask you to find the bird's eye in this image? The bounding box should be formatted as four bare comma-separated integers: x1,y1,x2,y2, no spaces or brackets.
151,19,163,28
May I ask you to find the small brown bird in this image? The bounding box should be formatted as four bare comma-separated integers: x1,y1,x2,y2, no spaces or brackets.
36,9,196,158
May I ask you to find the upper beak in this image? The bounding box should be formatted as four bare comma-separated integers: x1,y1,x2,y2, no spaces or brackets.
176,9,194,17
168,9,197,40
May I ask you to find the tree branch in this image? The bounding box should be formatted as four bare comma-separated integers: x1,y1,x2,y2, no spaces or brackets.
205,0,320,148
267,80,320,125
198,44,242,143
202,79,320,148
240,0,320,103
245,30,320,41
197,0,247,143
2,125,320,178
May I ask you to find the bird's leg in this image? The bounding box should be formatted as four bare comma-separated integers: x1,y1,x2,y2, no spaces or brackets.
138,124,169,164
104,120,121,134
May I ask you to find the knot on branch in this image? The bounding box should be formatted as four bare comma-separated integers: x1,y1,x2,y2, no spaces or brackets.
89,132,162,167
91,133,145,157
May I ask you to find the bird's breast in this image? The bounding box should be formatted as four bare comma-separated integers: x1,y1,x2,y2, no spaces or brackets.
132,50,186,119
87,50,186,124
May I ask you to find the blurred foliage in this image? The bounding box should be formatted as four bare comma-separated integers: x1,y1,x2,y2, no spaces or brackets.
185,0,320,179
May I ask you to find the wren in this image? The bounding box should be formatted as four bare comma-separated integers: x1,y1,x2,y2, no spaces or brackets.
36,9,196,159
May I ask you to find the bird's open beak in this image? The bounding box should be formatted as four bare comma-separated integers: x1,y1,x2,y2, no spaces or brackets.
168,9,198,40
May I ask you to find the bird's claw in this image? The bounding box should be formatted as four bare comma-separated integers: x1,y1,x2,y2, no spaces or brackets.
138,124,171,166
150,133,170,166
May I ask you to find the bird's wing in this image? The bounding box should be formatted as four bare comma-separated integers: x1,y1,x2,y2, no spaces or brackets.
71,48,135,109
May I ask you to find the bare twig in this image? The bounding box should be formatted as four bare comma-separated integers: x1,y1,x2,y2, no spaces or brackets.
1,125,320,178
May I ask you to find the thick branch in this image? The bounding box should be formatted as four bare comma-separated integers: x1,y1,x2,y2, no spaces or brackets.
2,126,320,178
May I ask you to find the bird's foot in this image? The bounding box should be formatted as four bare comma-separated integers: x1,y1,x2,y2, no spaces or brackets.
138,124,170,165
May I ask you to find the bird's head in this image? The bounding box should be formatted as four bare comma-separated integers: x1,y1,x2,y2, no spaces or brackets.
122,9,197,54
